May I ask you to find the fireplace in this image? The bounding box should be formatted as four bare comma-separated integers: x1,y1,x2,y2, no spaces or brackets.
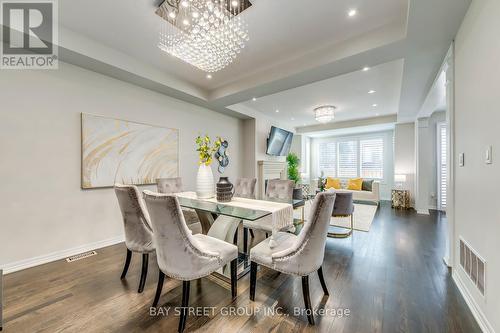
257,160,287,199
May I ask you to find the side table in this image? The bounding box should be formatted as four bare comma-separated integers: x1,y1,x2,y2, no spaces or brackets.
392,189,410,209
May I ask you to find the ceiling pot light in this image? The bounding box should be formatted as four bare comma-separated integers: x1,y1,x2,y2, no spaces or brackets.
231,0,239,7
252,97,257,101
206,74,212,79
363,67,370,71
368,90,376,94
314,105,336,123
275,109,280,113
372,104,378,107
348,9,357,17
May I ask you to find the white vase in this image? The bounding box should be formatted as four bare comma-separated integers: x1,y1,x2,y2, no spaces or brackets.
196,164,215,199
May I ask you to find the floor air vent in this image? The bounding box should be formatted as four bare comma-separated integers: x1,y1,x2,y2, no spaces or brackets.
459,238,486,296
66,251,97,263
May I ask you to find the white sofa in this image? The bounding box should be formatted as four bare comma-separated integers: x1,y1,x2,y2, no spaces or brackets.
308,179,380,205
339,181,380,205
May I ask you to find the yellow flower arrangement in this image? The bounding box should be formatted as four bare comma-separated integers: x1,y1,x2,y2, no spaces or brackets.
195,135,223,166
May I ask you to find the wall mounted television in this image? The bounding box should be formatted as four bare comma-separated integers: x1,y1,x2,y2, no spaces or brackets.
266,126,293,156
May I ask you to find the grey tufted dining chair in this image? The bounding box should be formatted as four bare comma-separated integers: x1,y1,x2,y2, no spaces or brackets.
143,191,239,333
249,191,336,325
327,190,354,238
265,179,294,200
157,177,183,194
233,178,257,199
114,184,155,293
242,179,295,243
234,178,257,246
157,177,202,234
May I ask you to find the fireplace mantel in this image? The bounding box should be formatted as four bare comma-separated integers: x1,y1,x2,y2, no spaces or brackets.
257,160,287,199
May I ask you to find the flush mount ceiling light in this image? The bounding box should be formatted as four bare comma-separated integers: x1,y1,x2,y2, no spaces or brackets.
156,0,251,73
314,105,336,123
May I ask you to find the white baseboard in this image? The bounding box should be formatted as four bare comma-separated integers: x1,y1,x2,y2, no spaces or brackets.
416,209,430,215
1,235,125,275
452,271,495,333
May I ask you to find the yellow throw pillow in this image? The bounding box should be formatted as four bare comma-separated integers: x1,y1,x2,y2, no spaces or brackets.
347,178,363,190
325,177,341,189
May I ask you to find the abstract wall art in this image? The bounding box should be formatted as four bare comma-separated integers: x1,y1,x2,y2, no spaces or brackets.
81,114,179,189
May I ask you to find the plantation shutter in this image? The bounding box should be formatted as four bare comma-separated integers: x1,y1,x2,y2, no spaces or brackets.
360,138,384,179
338,141,358,178
318,141,336,177
438,124,447,210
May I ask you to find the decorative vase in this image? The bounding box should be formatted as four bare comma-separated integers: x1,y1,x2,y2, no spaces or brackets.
216,177,234,202
196,164,215,199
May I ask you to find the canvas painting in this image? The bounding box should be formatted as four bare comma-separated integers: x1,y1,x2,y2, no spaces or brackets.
81,114,179,189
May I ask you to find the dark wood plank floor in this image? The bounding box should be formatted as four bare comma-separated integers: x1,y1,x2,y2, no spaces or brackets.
2,202,481,332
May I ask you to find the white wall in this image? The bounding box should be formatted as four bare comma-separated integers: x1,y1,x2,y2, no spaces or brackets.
310,130,394,200
0,62,244,270
415,111,446,213
453,0,500,331
394,122,416,206
241,118,256,178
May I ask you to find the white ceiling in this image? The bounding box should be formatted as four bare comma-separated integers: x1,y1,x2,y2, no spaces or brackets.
59,0,407,90
52,0,471,127
238,59,404,128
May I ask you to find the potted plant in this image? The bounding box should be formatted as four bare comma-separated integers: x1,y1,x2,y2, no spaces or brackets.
286,153,303,200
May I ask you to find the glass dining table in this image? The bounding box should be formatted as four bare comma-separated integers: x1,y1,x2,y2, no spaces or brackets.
176,195,305,282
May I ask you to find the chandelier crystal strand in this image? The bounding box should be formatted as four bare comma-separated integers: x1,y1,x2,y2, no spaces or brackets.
158,0,249,73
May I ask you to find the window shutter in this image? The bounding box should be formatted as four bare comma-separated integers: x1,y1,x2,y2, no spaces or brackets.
318,142,336,177
360,138,384,179
338,141,358,178
439,124,447,210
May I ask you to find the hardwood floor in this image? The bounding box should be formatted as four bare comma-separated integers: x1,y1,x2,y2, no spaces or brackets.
2,202,481,332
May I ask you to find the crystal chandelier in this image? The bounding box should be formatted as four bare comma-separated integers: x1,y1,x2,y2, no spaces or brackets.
314,105,336,123
156,0,250,73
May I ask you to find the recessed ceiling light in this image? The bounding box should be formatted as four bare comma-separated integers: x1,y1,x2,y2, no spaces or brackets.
363,67,370,71
276,109,279,113
372,104,378,107
368,90,376,94
348,9,357,17
182,19,190,25
231,0,239,7
206,74,212,79
252,97,257,101
375,113,380,116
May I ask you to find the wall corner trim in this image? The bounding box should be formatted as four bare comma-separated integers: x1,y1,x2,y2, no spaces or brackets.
1,235,125,275
452,271,495,333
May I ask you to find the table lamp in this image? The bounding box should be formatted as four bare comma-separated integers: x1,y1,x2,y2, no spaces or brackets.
394,174,407,189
